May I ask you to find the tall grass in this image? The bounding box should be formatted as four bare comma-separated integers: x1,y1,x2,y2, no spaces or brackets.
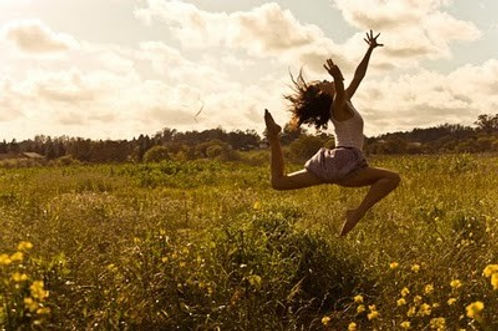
0,154,497,329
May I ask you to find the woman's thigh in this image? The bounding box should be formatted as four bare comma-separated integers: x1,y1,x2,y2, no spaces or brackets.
274,169,324,190
336,166,399,188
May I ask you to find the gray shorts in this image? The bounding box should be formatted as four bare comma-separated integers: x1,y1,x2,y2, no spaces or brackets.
304,146,368,183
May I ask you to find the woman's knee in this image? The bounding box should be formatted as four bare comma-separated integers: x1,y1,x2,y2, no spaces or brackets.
271,177,287,191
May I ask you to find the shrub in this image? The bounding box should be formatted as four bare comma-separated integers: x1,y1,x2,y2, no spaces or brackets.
143,146,170,163
288,135,325,161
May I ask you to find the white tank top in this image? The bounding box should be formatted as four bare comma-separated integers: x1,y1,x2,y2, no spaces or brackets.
331,100,364,150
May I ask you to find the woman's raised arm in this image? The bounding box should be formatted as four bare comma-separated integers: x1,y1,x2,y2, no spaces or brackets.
346,30,383,98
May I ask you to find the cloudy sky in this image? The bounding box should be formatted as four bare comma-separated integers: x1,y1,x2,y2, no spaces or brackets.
0,0,497,140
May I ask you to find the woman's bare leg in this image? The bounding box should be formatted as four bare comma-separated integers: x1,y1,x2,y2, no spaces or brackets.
265,110,323,190
336,167,401,236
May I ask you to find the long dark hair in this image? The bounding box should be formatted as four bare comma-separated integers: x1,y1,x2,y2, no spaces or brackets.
284,69,333,130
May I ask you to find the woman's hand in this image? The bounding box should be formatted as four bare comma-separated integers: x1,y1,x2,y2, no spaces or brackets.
364,30,383,49
323,58,344,81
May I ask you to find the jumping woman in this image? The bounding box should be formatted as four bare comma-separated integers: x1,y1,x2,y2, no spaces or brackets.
264,30,401,236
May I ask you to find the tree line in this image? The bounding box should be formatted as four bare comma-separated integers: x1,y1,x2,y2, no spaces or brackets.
1,114,496,164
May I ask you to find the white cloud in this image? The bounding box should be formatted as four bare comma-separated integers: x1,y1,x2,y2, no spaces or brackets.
135,1,350,74
2,19,79,54
0,1,492,140
351,59,498,134
333,0,481,60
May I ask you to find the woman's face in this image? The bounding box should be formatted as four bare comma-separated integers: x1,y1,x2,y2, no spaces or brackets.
317,80,335,96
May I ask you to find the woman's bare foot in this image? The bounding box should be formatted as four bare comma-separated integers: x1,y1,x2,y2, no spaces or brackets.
264,109,282,139
340,209,365,236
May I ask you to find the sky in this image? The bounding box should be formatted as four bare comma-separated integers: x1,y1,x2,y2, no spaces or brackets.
0,0,497,140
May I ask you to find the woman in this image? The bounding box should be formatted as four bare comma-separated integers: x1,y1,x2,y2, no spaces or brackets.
264,30,400,236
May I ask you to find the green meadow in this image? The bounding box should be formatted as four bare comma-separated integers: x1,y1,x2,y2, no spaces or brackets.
0,153,497,330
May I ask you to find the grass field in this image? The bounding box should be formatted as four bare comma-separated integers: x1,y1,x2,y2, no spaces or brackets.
0,153,497,330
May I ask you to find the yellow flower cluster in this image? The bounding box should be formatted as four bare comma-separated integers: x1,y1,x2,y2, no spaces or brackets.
0,254,12,265
411,264,420,273
424,283,434,294
406,306,416,317
17,241,34,251
10,252,24,262
348,322,357,331
418,303,432,316
483,264,498,290
30,280,49,301
450,279,462,289
429,317,446,330
11,272,28,282
1,241,33,265
397,298,406,306
353,294,364,303
465,301,484,319
367,305,379,320
390,262,399,270
321,316,331,326
400,321,411,329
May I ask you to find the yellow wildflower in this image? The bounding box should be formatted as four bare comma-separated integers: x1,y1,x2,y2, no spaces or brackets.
357,304,366,313
17,241,33,251
407,306,416,317
400,321,411,329
418,303,432,316
24,297,38,312
30,281,49,301
450,279,462,289
397,298,407,306
11,272,28,282
367,311,379,320
368,304,377,311
465,301,484,319
429,317,446,330
354,294,364,303
321,316,331,326
390,262,399,269
411,264,420,273
161,256,169,263
483,264,498,277
424,284,434,294
0,254,12,265
413,295,423,305
401,287,410,297
491,273,498,290
10,252,23,262
36,307,51,315
348,322,357,331
447,298,457,306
